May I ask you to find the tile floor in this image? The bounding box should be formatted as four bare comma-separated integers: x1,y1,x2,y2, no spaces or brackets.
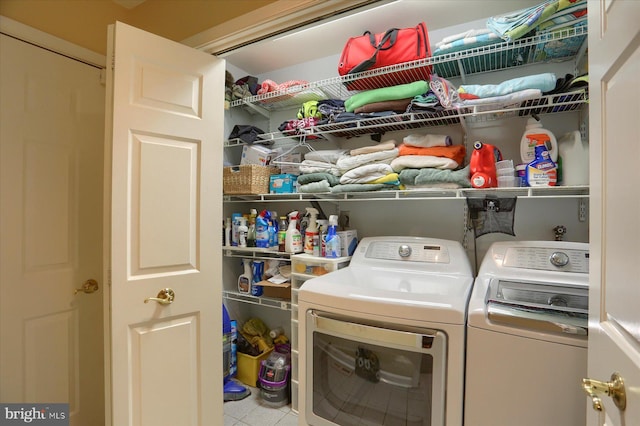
223,385,298,426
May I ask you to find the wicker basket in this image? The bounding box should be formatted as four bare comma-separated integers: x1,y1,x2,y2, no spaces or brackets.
223,165,278,195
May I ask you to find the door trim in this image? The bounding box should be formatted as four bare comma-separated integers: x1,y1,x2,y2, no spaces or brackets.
182,0,382,55
0,16,106,68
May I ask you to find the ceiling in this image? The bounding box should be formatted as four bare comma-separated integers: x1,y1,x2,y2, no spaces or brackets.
112,0,147,9
220,0,542,77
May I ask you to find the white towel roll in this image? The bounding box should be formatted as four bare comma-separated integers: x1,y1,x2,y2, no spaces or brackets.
403,134,452,148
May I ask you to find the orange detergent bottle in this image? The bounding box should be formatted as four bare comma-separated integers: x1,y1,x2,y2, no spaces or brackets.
524,133,557,187
470,141,502,188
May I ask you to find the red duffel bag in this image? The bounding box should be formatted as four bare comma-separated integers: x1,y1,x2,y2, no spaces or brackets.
338,22,431,90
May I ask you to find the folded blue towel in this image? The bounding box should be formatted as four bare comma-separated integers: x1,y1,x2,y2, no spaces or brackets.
458,73,556,99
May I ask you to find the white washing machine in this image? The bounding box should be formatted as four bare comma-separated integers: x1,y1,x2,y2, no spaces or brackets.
464,241,589,426
298,236,474,426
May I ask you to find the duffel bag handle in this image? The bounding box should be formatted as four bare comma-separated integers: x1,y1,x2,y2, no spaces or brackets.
349,28,399,75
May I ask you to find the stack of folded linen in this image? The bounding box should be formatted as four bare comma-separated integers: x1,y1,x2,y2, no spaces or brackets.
344,81,429,113
296,143,403,194
332,142,401,193
393,134,472,189
296,149,345,193
433,28,502,56
487,0,587,42
455,72,557,111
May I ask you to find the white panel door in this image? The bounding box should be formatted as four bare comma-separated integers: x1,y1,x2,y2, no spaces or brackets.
0,34,105,425
105,22,224,426
587,0,640,424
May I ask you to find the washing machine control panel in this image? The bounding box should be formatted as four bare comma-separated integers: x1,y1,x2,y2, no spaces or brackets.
503,247,588,273
365,241,451,263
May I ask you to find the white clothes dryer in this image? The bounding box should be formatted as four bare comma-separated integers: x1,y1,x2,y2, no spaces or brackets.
464,241,589,426
298,236,474,426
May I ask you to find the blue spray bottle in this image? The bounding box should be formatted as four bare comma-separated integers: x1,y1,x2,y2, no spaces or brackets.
251,260,264,296
324,215,341,258
255,210,270,248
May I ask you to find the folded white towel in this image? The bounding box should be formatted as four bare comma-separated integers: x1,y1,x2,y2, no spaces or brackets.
299,159,341,176
336,148,399,173
304,149,348,164
350,141,397,156
340,163,394,184
391,155,459,171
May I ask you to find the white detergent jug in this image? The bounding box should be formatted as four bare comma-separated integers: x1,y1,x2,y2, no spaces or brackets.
558,130,589,186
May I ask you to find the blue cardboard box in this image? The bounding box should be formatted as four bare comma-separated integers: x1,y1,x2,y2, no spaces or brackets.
269,174,297,194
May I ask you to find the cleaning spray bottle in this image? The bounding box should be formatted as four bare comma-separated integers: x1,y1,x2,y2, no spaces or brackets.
525,133,558,187
224,218,232,247
237,216,248,248
277,216,288,252
324,215,341,258
304,207,319,255
247,209,257,247
470,141,502,188
237,259,252,293
231,213,242,246
255,210,270,248
285,211,303,254
267,218,277,249
251,260,264,296
520,116,558,163
317,219,328,257
270,211,279,248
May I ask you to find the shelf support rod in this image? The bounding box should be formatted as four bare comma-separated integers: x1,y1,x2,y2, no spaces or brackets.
242,101,269,118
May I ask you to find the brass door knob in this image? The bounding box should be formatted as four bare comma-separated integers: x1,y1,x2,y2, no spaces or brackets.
144,288,175,305
582,372,626,412
74,279,99,295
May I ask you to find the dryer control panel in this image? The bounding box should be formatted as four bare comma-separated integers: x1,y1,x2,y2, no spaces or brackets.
503,247,589,273
365,241,451,263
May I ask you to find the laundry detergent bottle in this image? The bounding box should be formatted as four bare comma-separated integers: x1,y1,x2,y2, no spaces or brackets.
525,133,558,187
470,141,502,188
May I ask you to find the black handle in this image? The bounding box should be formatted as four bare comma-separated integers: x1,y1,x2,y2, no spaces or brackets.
349,28,399,75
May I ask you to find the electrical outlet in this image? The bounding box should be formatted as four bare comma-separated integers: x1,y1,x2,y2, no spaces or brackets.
579,199,587,222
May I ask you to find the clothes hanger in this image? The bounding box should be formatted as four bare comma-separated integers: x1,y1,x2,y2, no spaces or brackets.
270,134,315,165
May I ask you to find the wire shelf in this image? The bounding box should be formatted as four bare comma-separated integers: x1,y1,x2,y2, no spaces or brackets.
222,186,590,203
223,90,588,145
229,25,588,112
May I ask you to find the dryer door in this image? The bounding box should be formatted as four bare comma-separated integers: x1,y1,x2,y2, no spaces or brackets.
305,310,447,426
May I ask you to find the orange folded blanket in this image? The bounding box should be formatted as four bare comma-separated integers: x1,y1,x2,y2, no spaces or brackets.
398,144,466,165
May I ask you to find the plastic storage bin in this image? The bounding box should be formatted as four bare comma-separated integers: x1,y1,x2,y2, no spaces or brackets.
236,347,273,387
291,254,351,277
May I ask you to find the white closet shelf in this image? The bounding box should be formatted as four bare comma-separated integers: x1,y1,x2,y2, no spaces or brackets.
224,90,587,146
223,186,589,203
222,290,291,311
229,25,588,112
223,247,291,261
